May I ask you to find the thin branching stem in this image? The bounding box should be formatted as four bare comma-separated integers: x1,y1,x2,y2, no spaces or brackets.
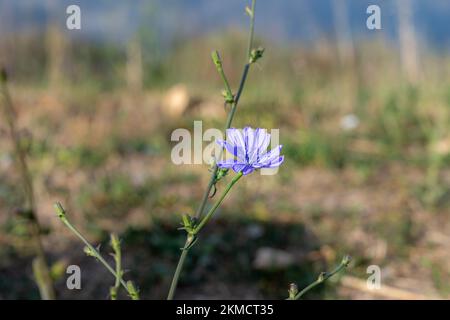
289,255,352,300
167,172,243,300
193,63,250,221
193,172,243,234
246,0,256,60
110,234,122,300
0,69,55,300
54,203,139,299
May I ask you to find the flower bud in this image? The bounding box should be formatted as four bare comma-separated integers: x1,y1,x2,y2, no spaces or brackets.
342,255,352,267
126,281,139,300
181,214,196,235
249,47,265,64
216,168,229,181
318,272,327,282
288,283,298,299
245,6,253,18
221,90,234,104
54,202,66,219
211,50,223,69
110,233,121,252
83,246,96,257
110,286,118,300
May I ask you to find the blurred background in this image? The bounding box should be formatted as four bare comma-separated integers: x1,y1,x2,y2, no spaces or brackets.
0,0,449,299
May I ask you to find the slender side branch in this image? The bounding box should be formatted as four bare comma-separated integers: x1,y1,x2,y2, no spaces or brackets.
193,172,243,234
54,203,139,300
288,255,352,300
109,234,123,300
246,0,257,60
0,68,55,300
211,51,234,104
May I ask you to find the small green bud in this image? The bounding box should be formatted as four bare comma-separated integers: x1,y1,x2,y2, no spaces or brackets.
318,272,327,282
54,202,66,219
249,47,265,64
288,283,298,299
216,168,229,181
110,286,118,300
110,233,121,252
211,50,223,69
342,255,352,267
245,6,253,18
181,214,197,235
126,281,139,300
83,246,96,257
181,214,190,228
221,90,234,104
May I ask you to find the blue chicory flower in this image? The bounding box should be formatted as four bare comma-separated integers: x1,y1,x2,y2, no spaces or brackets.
216,127,284,175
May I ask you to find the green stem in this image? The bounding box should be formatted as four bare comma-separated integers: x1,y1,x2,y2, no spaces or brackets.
113,251,121,299
194,1,256,221
110,234,122,300
194,172,243,234
1,69,55,300
168,172,243,300
170,0,257,301
167,239,190,300
291,255,351,300
194,63,250,220
246,0,256,60
212,51,233,101
54,203,133,297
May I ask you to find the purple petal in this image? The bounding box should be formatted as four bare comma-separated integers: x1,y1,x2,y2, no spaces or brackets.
230,163,255,175
263,155,285,168
226,128,246,153
217,158,241,169
243,127,255,151
232,163,247,173
255,129,271,153
241,165,256,175
216,139,244,159
253,145,283,168
248,129,271,163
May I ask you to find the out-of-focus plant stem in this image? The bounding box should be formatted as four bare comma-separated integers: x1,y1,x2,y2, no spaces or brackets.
0,68,55,300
